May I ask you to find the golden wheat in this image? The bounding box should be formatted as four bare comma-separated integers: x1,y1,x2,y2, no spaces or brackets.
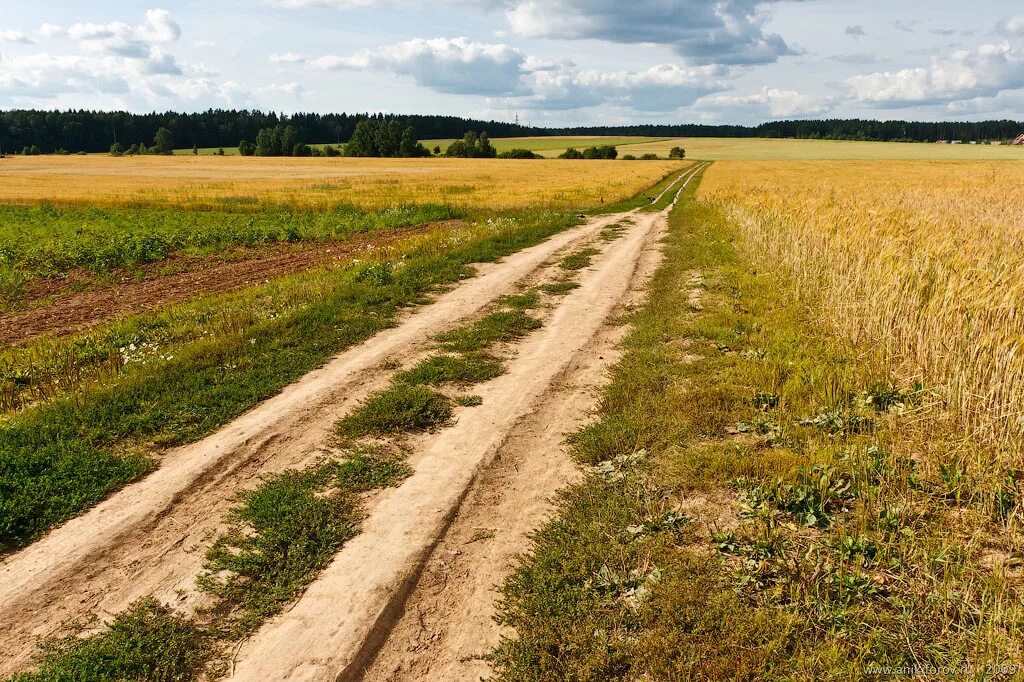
0,155,684,211
702,160,1024,448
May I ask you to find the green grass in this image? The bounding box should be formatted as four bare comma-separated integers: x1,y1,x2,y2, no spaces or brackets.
0,203,456,304
496,289,541,310
421,136,669,155
12,446,412,680
539,281,580,296
335,385,453,438
491,167,1022,678
435,310,542,353
0,209,579,552
198,465,362,634
395,353,504,387
558,247,600,272
8,598,210,682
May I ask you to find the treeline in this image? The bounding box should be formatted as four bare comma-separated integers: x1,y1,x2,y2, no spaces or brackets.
559,119,1024,143
3,108,1023,154
0,110,533,155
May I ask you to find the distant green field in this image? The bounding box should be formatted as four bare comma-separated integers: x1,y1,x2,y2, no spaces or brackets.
420,136,668,155
173,135,1024,160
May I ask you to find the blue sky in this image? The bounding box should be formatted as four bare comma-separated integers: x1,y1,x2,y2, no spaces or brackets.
2,0,1023,125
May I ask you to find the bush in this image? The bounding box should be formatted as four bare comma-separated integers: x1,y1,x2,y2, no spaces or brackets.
498,148,542,159
622,154,637,160
640,153,660,160
582,145,618,160
446,131,497,158
238,140,256,156
109,143,125,156
559,148,584,160
345,119,429,158
669,146,686,159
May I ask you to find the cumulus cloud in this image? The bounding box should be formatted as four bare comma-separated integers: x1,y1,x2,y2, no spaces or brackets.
310,37,529,95
270,52,307,64
38,23,65,38
264,0,803,65
845,42,1024,107
300,35,730,110
996,15,1024,36
499,0,802,65
522,62,728,111
0,9,264,110
68,9,181,59
697,86,832,118
0,30,34,44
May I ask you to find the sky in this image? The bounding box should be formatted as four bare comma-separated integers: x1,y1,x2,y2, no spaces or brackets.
2,0,1024,126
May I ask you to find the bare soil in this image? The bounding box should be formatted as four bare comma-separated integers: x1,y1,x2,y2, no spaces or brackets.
0,222,447,345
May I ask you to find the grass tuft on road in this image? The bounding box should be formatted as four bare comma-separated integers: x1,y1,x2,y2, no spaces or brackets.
395,353,504,387
435,310,542,353
8,598,210,682
558,248,601,272
335,385,453,438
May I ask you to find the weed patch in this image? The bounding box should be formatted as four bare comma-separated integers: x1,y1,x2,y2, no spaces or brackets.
558,248,600,272
9,599,210,682
336,385,452,438
435,310,541,353
395,353,504,387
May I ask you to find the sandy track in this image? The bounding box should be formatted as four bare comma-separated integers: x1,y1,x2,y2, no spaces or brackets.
0,164,704,679
0,211,622,677
229,165,702,679
359,200,670,682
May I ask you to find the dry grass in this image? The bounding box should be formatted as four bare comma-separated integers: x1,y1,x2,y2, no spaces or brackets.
701,160,1024,448
0,155,683,211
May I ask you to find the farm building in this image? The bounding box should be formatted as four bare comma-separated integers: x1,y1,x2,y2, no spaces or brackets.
1014,134,1024,145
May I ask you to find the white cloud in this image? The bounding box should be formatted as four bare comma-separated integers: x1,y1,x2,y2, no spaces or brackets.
845,42,1024,106
996,15,1024,36
499,0,802,65
697,86,832,118
262,0,803,66
38,23,65,38
523,62,728,111
1,30,34,44
270,52,307,64
311,37,529,96
301,35,729,110
0,10,265,111
845,25,866,39
68,9,181,59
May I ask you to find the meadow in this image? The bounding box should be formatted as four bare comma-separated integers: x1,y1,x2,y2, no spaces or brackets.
0,155,680,211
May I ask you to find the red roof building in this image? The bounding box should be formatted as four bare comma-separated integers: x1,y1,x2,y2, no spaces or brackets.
1014,134,1024,145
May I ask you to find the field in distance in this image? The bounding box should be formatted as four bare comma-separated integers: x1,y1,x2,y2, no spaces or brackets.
170,135,1024,160
624,136,1024,160
0,155,682,211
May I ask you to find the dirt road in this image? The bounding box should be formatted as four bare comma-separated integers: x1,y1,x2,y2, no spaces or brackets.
0,164,704,680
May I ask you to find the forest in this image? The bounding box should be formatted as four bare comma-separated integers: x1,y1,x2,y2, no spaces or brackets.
2,108,1022,154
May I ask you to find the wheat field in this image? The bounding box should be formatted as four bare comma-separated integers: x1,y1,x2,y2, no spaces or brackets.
0,155,683,211
702,160,1024,447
